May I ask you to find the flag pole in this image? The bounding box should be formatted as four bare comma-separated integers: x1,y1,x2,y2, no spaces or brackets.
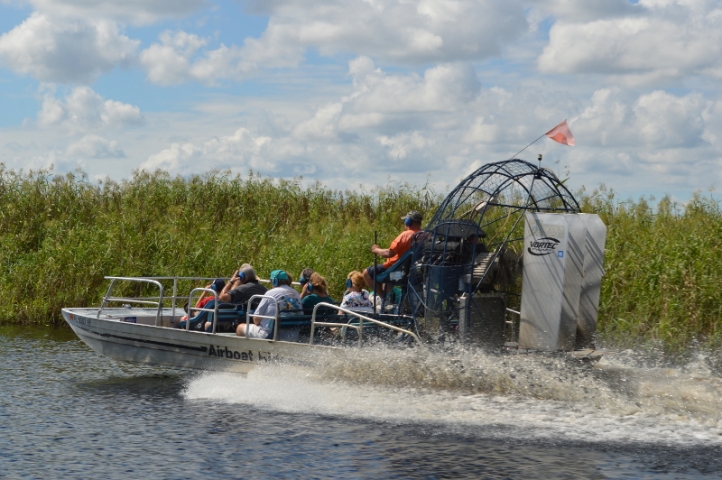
508,133,546,160
508,119,570,160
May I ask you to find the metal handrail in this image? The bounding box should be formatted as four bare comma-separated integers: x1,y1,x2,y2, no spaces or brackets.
98,276,165,325
309,303,423,347
185,287,221,333
244,294,280,341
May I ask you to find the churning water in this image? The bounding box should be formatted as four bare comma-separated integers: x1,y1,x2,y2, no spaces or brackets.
186,345,722,447
2,326,721,479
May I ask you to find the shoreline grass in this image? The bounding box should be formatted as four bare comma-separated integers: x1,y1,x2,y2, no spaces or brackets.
1,166,720,351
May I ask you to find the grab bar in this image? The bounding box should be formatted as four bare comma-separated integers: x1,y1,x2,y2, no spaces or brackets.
309,303,423,347
99,277,164,325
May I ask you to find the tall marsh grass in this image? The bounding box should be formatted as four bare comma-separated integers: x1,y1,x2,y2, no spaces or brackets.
580,187,722,348
1,166,720,350
0,166,437,324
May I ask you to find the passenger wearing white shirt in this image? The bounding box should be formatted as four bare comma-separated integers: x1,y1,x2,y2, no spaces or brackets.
235,269,302,339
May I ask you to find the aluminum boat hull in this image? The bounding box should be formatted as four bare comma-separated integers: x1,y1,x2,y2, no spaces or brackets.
62,307,337,373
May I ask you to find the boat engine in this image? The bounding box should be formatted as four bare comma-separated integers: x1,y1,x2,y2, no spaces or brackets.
404,158,606,351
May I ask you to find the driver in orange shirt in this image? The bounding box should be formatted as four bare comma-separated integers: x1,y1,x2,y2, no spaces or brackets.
363,210,422,300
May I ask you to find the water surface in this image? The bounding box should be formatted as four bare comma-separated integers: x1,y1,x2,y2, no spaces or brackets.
1,326,721,479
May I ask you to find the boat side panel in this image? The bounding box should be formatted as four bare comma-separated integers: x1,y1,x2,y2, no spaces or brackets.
61,309,334,373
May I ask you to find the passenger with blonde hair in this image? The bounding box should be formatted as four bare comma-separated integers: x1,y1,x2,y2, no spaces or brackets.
340,271,373,313
301,272,335,315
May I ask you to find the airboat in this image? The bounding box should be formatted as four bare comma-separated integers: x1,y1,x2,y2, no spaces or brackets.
62,158,606,372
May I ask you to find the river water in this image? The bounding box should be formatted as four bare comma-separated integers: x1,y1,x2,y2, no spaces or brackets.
1,325,721,479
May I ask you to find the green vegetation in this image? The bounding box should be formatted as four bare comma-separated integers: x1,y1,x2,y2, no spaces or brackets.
0,166,437,324
1,166,720,350
580,186,722,349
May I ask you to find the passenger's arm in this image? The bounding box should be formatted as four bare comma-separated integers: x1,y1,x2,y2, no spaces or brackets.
218,277,237,303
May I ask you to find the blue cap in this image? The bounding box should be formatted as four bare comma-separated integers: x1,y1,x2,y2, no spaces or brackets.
270,270,289,282
210,278,226,291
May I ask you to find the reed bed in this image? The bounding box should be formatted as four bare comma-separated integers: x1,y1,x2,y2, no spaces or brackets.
0,166,437,324
580,186,722,349
1,166,720,350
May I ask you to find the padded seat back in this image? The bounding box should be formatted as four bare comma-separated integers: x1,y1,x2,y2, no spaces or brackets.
375,249,413,285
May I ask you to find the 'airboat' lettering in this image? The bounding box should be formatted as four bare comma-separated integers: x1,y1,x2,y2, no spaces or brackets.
207,345,279,362
208,345,254,361
527,237,560,256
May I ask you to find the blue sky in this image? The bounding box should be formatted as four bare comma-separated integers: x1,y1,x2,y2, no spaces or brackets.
1,0,721,202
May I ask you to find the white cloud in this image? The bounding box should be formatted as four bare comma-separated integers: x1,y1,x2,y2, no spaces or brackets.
538,1,722,81
38,86,144,132
337,57,481,132
463,117,499,144
293,103,343,140
141,128,277,174
377,132,434,160
138,0,528,85
139,29,300,86
633,90,708,148
347,58,480,113
573,88,709,149
0,13,138,83
2,0,722,199
289,58,482,141
139,31,208,85
244,0,528,65
67,135,125,158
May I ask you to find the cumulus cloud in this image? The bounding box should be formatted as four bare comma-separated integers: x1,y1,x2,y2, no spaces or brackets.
66,135,125,158
293,103,343,140
292,58,481,141
138,0,527,85
377,132,434,160
0,13,138,83
347,58,481,113
633,90,708,148
38,86,144,132
141,59,486,179
244,0,528,65
573,88,710,150
139,29,302,85
538,0,722,82
141,128,277,174
140,31,209,85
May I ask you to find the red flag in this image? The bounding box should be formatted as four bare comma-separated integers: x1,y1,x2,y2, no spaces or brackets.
545,120,575,146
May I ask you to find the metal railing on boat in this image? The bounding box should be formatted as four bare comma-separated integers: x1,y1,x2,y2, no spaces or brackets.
99,277,165,324
98,276,221,326
234,296,424,347
243,294,281,340
184,287,222,332
95,277,424,346
309,302,423,347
